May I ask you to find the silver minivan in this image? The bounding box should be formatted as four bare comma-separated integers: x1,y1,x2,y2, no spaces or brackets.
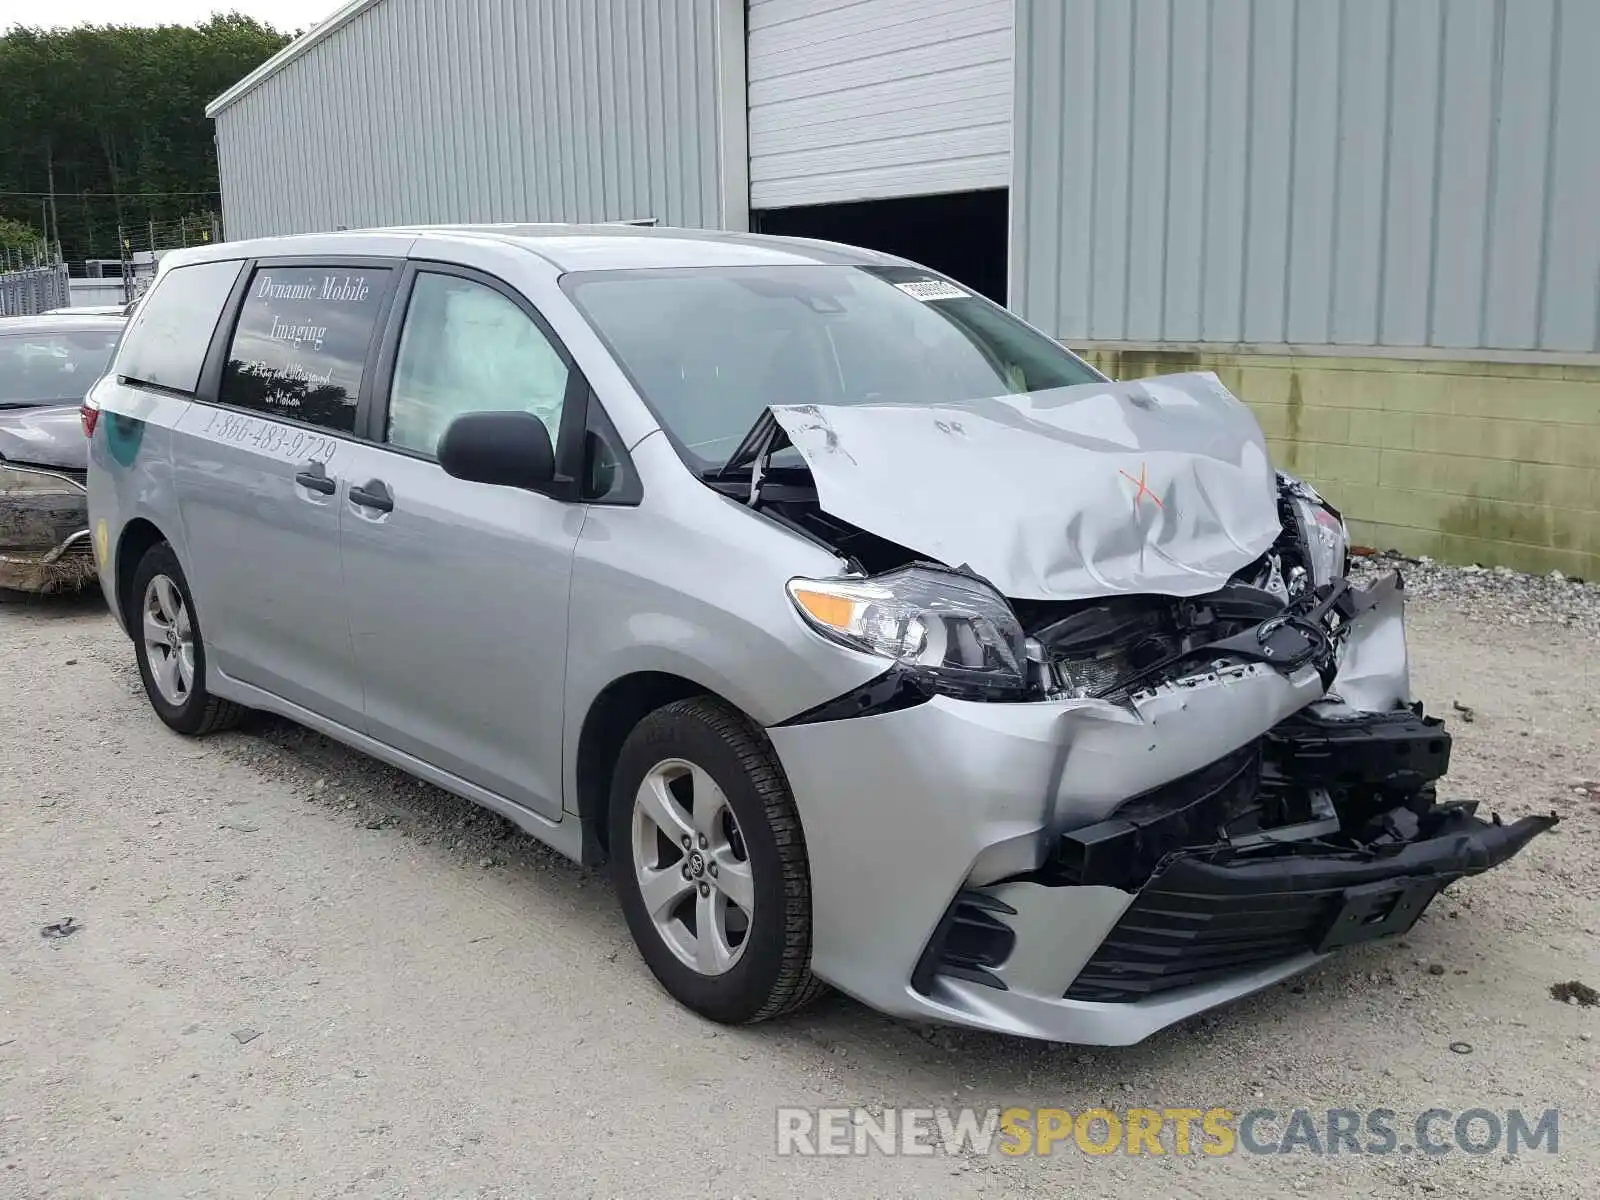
85,225,1551,1045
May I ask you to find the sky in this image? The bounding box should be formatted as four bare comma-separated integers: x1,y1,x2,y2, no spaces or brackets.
0,0,337,33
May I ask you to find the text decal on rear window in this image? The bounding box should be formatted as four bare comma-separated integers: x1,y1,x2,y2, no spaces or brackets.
218,266,391,435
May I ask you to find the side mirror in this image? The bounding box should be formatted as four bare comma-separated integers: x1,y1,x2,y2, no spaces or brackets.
437,410,557,491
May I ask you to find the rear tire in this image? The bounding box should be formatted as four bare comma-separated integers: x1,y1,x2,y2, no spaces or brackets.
130,542,243,736
609,696,826,1024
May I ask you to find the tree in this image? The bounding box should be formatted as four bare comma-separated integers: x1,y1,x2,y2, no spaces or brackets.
0,215,45,253
0,16,291,266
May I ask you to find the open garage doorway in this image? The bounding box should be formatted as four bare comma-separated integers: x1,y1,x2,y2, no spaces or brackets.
752,189,1009,306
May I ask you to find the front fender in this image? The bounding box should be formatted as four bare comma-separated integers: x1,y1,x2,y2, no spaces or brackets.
561,445,888,812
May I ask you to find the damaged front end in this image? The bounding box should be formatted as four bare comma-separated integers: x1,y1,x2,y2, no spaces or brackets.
0,460,95,593
893,563,1555,1032
735,378,1556,1043
927,694,1556,1006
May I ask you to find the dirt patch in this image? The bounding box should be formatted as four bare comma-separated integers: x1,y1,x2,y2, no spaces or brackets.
1549,980,1598,1007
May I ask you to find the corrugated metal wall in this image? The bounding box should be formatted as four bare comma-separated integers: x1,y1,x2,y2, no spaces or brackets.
1011,0,1600,354
746,0,1012,209
214,0,725,239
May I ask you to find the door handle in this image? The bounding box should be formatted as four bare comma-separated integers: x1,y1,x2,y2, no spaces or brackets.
294,460,337,495
348,479,394,513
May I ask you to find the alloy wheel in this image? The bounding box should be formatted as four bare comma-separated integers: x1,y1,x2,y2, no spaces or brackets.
630,758,754,976
142,574,194,707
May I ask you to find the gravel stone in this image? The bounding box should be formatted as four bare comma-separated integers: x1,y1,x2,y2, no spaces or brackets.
1351,551,1600,638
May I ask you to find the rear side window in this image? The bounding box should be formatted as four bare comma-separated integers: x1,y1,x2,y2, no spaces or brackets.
116,259,243,394
219,265,392,435
0,328,120,406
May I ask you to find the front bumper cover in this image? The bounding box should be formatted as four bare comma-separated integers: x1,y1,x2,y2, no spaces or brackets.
0,465,92,593
768,572,1556,1045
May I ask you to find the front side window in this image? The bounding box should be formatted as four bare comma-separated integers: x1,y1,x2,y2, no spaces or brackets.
0,327,121,407
385,272,569,457
219,264,392,434
562,264,1102,469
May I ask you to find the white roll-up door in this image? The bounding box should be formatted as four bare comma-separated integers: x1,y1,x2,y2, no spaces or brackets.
746,0,1014,210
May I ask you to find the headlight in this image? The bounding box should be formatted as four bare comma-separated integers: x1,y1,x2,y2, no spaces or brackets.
787,566,1030,699
1288,493,1349,588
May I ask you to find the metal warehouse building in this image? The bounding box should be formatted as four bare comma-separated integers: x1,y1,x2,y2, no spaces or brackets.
208,0,1599,578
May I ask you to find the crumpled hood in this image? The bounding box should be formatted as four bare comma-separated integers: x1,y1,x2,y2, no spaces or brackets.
768,371,1281,601
0,404,87,470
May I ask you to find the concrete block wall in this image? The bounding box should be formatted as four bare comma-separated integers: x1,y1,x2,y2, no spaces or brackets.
1077,348,1600,581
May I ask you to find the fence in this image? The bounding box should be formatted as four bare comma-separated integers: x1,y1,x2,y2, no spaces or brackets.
0,262,70,317
1,211,224,315
114,213,224,302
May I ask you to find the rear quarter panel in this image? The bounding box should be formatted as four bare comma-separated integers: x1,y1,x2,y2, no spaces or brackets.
87,377,194,632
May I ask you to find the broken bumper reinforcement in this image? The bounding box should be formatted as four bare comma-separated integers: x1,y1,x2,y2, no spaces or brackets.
1059,802,1555,1003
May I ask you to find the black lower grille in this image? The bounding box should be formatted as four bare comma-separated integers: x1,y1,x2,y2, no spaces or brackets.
1064,873,1345,1002
911,890,1017,994
1061,831,1505,1003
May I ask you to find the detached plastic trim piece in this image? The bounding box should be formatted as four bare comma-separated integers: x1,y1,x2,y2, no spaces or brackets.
773,667,932,727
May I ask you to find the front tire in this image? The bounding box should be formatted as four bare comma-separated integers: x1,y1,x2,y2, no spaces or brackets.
130,542,243,736
609,696,825,1024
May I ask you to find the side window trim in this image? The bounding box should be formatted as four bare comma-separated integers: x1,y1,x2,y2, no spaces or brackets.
361,261,414,443
366,260,591,493
198,255,404,440
194,256,261,403
117,377,205,402
581,386,643,506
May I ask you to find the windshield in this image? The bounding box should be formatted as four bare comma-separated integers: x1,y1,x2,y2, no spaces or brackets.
0,328,121,408
562,265,1102,469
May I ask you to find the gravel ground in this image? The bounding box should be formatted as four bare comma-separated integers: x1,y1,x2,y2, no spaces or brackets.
1,565,1596,1199
1351,551,1600,639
